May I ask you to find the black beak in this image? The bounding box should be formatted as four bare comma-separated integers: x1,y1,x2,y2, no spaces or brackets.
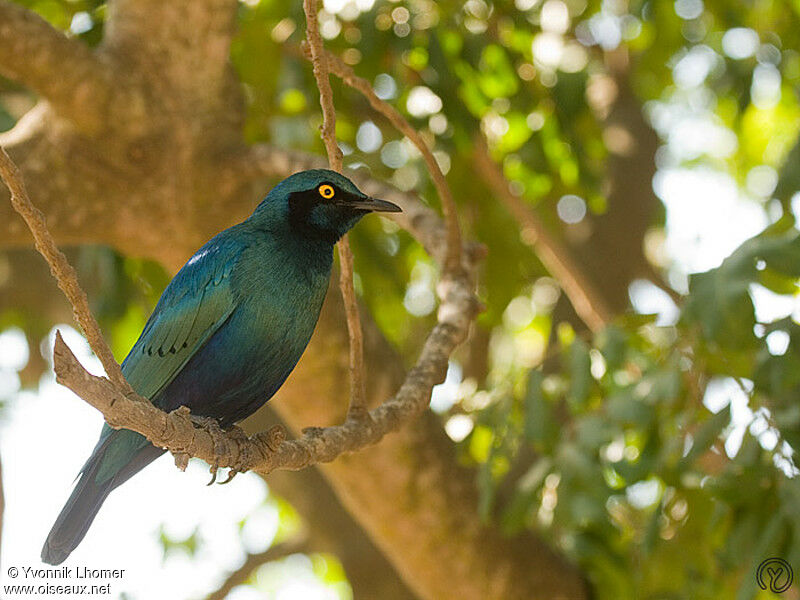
344,196,402,213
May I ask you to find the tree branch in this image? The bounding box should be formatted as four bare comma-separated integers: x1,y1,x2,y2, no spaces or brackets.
204,537,309,600
0,1,112,134
303,0,367,417
302,0,343,174
473,138,612,332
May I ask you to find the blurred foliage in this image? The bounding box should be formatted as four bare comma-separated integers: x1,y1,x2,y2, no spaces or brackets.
3,0,800,598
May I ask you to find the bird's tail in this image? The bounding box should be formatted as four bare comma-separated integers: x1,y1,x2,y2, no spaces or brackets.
41,429,165,565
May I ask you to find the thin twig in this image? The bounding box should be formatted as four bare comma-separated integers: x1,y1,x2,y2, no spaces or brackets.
0,146,132,392
307,46,463,275
302,0,368,416
204,537,309,600
301,0,342,173
473,138,612,333
337,237,368,414
643,262,684,306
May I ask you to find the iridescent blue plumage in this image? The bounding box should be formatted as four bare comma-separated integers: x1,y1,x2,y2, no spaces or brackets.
42,169,400,564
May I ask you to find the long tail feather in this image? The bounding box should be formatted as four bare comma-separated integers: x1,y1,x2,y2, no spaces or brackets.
41,431,164,565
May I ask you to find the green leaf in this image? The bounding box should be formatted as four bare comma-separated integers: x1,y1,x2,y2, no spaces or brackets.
607,392,653,427
679,405,731,469
524,370,558,450
567,339,592,411
477,45,518,98
684,230,800,354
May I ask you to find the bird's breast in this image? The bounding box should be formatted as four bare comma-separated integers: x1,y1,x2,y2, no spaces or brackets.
156,244,332,425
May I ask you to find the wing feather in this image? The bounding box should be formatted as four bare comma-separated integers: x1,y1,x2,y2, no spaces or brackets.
121,233,245,401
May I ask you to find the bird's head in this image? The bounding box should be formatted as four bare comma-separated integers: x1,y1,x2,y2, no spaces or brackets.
251,169,401,244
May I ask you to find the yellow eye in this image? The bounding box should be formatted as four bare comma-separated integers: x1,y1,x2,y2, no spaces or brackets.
319,184,335,199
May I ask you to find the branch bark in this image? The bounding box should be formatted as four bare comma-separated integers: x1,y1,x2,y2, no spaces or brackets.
0,146,130,391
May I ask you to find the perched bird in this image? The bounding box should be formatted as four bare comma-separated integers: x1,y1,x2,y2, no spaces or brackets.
41,169,400,565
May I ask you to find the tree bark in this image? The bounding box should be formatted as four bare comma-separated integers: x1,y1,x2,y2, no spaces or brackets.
576,52,662,311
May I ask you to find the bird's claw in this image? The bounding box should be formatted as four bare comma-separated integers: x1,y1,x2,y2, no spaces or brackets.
190,418,250,485
218,469,239,484
207,465,219,486
194,416,231,485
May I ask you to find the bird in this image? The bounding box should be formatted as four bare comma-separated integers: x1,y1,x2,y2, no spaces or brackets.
41,169,401,565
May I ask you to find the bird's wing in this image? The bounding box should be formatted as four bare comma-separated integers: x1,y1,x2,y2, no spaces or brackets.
120,233,246,401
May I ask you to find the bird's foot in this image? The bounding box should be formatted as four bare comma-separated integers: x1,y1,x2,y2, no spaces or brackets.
216,425,253,484
188,415,236,486
217,425,245,484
